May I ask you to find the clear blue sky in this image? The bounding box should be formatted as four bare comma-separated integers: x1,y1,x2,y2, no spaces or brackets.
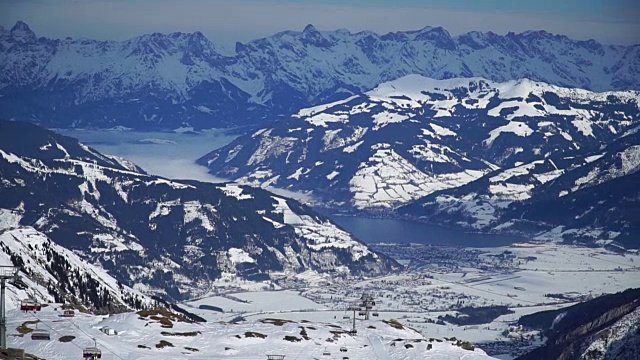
0,0,638,50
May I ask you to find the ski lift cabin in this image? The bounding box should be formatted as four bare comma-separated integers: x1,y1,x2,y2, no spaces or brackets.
20,298,41,311
83,339,102,359
31,329,50,341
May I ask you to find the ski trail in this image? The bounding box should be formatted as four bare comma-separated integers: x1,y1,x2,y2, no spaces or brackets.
368,335,391,360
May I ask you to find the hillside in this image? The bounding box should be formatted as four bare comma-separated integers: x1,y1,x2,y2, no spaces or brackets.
199,75,640,212
0,120,398,303
400,131,640,248
3,305,496,359
517,288,640,360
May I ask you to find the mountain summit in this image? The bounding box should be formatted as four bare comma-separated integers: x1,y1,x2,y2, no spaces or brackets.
0,21,638,129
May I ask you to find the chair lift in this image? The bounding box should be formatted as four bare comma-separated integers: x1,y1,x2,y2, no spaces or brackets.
372,312,379,317
20,298,41,311
83,338,102,359
31,323,50,341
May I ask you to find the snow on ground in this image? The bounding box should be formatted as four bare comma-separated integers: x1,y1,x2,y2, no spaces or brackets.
270,196,373,259
484,122,534,147
217,183,254,200
349,145,485,208
5,304,494,359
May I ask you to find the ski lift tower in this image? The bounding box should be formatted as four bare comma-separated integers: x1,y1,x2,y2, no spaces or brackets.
347,305,359,335
359,293,375,321
0,266,20,349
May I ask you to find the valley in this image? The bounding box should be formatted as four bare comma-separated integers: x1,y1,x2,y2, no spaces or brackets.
20,126,634,359
1,15,639,359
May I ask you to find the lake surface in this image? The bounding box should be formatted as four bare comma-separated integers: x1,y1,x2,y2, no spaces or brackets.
321,213,523,248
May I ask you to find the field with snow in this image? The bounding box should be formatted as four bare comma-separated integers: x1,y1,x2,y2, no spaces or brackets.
172,241,639,359
4,303,493,359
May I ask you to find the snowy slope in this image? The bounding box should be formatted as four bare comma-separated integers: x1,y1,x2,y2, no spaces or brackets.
0,21,638,129
517,288,640,360
200,75,640,210
0,120,398,302
4,305,495,359
0,227,147,312
399,131,640,248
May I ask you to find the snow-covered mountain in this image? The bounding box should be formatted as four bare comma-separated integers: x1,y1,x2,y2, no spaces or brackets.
399,130,640,248
0,226,148,313
517,288,640,360
199,75,640,211
1,21,638,129
0,120,398,302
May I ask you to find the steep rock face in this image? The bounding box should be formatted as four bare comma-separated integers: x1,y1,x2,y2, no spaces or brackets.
0,22,638,129
0,120,398,301
199,75,640,211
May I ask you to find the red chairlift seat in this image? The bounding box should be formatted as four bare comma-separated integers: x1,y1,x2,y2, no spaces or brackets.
20,299,41,311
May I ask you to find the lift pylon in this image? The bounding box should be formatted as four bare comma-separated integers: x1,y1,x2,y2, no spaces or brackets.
0,265,20,349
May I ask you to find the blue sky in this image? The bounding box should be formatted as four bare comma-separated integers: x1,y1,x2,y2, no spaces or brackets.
0,0,638,50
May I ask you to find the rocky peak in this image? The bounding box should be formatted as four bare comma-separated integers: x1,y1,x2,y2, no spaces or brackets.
9,20,36,43
413,26,457,50
301,23,332,47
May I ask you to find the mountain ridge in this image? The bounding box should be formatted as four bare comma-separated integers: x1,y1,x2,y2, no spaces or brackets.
199,75,640,209
1,21,638,129
0,120,398,302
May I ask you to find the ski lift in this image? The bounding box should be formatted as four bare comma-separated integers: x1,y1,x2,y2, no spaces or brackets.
63,309,75,317
340,346,347,352
358,311,365,316
20,298,41,311
372,312,379,317
342,315,350,319
82,338,102,359
322,351,331,356
31,324,50,341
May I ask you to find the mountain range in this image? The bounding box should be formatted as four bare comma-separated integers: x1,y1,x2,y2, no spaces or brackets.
200,75,640,247
0,120,397,306
0,21,638,130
